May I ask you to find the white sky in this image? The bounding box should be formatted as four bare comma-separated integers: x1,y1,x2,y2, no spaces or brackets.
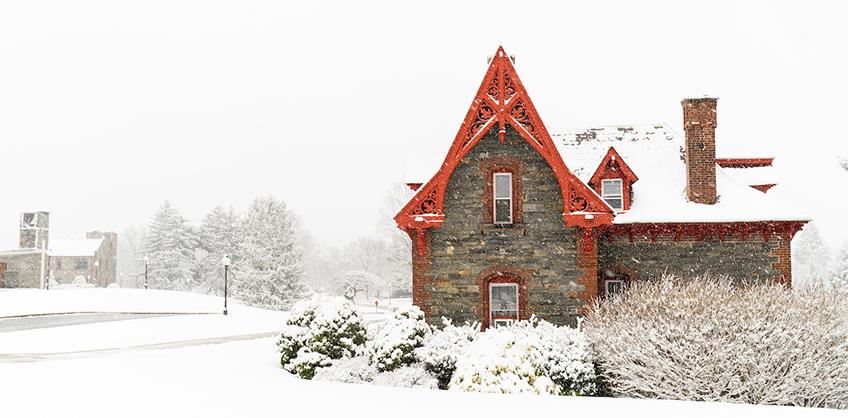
1,1,846,249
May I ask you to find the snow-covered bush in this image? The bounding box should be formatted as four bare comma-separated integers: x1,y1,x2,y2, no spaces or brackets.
277,298,367,379
372,365,439,389
367,305,430,372
415,318,480,389
449,318,598,395
584,275,848,409
533,320,599,395
313,356,377,384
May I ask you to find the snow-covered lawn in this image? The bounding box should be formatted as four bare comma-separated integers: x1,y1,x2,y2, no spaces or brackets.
0,288,247,317
2,337,843,418
0,289,843,417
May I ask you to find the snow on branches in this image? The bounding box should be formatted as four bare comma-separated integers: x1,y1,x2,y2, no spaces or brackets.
449,318,598,395
584,275,848,409
278,298,368,379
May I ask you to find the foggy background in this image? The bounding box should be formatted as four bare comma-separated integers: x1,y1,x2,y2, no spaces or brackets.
1,0,846,250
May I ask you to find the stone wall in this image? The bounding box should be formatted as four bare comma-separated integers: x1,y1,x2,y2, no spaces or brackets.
0,251,47,288
598,232,788,283
419,126,585,327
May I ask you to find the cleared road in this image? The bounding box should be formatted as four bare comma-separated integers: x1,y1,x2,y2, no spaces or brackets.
0,313,186,333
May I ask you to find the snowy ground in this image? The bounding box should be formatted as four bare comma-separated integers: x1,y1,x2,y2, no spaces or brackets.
0,289,843,417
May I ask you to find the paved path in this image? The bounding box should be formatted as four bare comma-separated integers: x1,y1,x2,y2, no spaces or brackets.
0,313,186,333
0,332,278,364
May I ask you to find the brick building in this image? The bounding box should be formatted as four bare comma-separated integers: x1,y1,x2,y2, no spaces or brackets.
395,47,806,328
0,212,118,288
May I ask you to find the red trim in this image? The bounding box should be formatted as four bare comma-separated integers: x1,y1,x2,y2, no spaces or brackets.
588,147,639,211
751,184,776,193
395,46,613,233
606,221,806,243
481,157,524,224
716,158,774,168
406,183,423,191
476,265,530,329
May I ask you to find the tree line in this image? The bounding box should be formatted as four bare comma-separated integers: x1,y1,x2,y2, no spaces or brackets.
116,185,414,309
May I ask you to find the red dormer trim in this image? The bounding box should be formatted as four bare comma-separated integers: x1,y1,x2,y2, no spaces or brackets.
588,147,639,211
716,158,773,168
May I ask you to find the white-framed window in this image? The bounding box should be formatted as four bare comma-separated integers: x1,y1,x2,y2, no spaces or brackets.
601,178,623,210
493,172,513,224
604,279,626,298
489,282,518,325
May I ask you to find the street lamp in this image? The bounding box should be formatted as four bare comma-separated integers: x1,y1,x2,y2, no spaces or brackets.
144,255,149,290
222,254,231,316
94,259,100,287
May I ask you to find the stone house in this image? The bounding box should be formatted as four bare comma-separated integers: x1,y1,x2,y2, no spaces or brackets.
395,47,806,328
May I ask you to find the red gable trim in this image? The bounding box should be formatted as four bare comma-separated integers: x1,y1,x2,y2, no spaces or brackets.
589,147,639,186
716,158,774,168
395,46,613,232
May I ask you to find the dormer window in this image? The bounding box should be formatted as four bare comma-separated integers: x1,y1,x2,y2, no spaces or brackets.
589,147,638,212
601,179,623,211
493,172,513,224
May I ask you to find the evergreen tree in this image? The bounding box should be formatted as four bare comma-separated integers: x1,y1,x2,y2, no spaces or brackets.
197,206,243,295
144,201,197,291
791,222,830,286
234,196,308,309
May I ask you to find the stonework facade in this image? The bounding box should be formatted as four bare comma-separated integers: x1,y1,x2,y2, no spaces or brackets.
418,126,585,327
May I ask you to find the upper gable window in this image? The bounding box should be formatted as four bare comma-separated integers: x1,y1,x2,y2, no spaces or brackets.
601,179,623,211
493,172,513,224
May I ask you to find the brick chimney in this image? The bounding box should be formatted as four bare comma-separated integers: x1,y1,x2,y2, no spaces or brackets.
682,97,718,204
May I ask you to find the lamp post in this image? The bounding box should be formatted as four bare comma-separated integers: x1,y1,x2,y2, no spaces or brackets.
94,259,100,287
144,255,149,290
222,254,231,316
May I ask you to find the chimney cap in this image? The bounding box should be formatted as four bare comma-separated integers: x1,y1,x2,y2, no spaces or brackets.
682,96,718,104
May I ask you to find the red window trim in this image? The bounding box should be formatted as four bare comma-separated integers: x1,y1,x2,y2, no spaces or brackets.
476,265,530,329
481,157,524,224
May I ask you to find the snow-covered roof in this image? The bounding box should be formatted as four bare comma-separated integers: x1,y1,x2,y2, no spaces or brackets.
49,238,103,257
553,124,807,224
720,166,777,187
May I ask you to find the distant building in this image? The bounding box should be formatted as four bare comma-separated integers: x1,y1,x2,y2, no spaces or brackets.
49,231,118,287
0,212,50,288
0,212,117,288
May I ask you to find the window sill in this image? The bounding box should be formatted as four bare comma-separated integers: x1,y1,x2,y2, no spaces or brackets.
481,223,526,236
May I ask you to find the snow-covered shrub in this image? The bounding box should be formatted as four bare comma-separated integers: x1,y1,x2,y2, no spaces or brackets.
372,365,439,389
584,275,848,409
367,305,430,372
313,356,377,384
449,318,598,395
277,298,368,379
533,320,599,395
415,318,480,389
